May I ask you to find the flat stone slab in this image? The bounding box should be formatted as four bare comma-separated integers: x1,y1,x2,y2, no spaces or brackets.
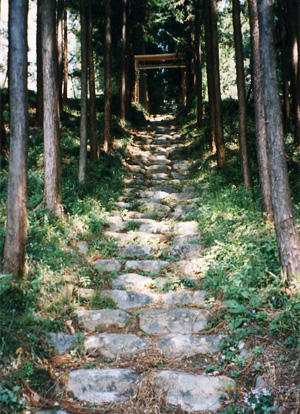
171,259,203,276
139,221,171,233
103,231,133,245
162,291,206,307
113,201,133,209
102,290,156,309
173,234,202,246
147,156,171,165
67,369,139,404
139,201,171,214
173,221,199,235
77,241,89,254
118,245,156,259
139,189,170,200
147,165,172,174
75,309,131,332
170,206,195,220
173,162,191,172
149,173,170,181
104,231,167,245
125,260,169,274
47,333,77,355
157,334,220,358
168,244,204,259
84,333,147,358
155,371,235,412
170,172,186,179
93,259,122,273
139,309,208,334
107,222,127,232
111,273,153,291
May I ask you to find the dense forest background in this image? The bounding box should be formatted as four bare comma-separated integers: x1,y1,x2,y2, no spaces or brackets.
2,0,300,412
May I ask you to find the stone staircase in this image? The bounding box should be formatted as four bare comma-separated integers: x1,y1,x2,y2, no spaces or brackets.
42,118,235,413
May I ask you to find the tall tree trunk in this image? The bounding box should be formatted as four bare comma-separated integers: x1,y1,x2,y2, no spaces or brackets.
258,0,300,281
103,0,112,153
203,0,216,152
185,28,194,105
79,0,88,182
248,0,273,221
3,0,28,278
232,0,252,188
278,0,290,133
36,0,43,126
121,0,127,120
126,0,134,112
87,0,98,163
286,0,300,146
63,0,68,106
57,0,64,115
194,0,203,128
41,0,63,215
210,0,226,166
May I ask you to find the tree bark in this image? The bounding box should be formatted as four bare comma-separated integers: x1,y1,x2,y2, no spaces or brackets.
87,0,98,163
103,0,112,153
232,0,252,188
248,0,273,221
63,0,68,106
258,0,300,281
286,0,300,146
278,0,290,133
210,0,226,165
57,0,64,115
121,0,127,120
79,0,88,182
203,0,216,151
126,0,134,112
36,0,43,126
3,0,28,278
41,0,63,215
194,0,203,128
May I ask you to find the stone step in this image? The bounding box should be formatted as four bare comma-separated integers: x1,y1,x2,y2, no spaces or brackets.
168,243,204,260
101,289,157,309
111,273,153,291
118,245,157,259
103,231,169,245
75,309,131,332
148,173,170,181
157,334,221,358
66,369,139,404
139,309,209,334
124,259,169,274
84,333,147,358
155,371,236,412
173,221,199,235
93,259,122,273
146,164,172,174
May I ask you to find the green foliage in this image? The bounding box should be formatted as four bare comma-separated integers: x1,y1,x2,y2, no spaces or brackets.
0,382,24,412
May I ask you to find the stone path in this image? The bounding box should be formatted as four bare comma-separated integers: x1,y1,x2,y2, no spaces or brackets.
42,119,235,413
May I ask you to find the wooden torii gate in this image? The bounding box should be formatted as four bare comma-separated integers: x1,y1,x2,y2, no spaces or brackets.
133,53,186,103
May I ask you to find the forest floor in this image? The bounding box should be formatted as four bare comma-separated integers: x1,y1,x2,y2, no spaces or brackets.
1,106,300,414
